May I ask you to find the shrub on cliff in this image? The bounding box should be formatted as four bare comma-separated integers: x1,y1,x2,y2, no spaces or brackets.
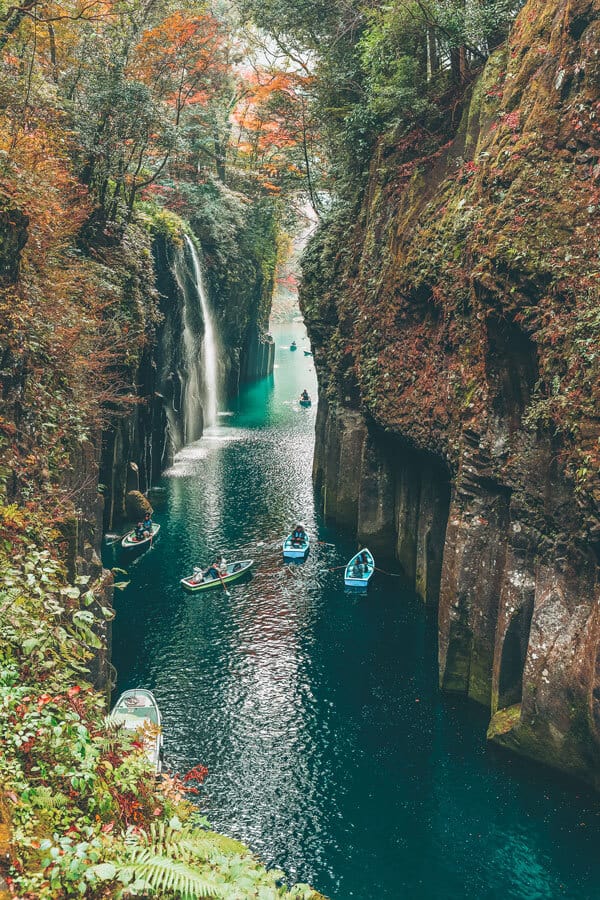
126,490,153,522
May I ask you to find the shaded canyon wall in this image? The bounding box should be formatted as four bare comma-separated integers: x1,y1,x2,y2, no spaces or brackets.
101,221,275,530
302,0,600,786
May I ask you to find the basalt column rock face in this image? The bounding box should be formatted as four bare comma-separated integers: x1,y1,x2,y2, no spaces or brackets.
99,233,174,531
192,187,278,394
101,214,279,530
313,396,451,599
240,324,275,383
302,0,600,786
101,230,221,530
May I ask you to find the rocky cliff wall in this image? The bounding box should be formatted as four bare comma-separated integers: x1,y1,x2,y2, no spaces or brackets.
302,0,600,787
100,206,277,530
190,182,278,392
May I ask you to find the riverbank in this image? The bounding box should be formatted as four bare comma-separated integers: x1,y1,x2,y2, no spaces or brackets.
0,324,323,897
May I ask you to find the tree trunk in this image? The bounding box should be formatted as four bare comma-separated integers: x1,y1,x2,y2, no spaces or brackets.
427,29,439,80
0,0,35,53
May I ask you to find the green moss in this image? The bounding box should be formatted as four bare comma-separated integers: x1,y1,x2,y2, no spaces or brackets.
467,647,494,707
488,702,600,789
487,703,522,739
136,202,189,244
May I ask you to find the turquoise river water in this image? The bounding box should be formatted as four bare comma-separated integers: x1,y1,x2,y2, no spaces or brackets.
111,323,600,900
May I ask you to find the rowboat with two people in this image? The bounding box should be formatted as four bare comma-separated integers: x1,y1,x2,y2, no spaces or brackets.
110,689,163,776
181,559,254,592
283,523,310,560
345,548,375,588
299,389,312,407
121,523,160,550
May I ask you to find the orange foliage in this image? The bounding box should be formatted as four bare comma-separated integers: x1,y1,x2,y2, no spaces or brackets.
231,66,316,190
132,11,227,120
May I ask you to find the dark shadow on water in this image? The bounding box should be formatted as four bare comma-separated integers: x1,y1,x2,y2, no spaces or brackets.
108,323,600,900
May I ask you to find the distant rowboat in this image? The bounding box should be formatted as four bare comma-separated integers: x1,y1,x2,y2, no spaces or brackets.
110,689,163,775
180,559,253,592
299,395,312,407
283,532,309,560
121,523,160,549
303,350,312,357
344,548,375,588
290,341,297,351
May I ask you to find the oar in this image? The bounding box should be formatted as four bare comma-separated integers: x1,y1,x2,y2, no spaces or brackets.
217,572,231,597
374,566,404,578
105,532,127,546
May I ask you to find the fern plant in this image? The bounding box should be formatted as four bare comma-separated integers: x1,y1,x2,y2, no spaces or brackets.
102,822,325,900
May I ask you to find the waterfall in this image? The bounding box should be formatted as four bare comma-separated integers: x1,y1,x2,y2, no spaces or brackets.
171,235,220,445
183,235,220,431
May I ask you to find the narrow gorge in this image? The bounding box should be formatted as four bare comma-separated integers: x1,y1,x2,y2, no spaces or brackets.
1,0,599,895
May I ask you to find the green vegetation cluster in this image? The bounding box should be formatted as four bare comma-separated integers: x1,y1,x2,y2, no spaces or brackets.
0,0,321,894
239,0,520,193
0,501,324,899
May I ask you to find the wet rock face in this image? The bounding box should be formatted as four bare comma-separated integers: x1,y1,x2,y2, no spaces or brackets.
100,223,277,530
303,0,600,786
240,325,275,383
313,397,451,597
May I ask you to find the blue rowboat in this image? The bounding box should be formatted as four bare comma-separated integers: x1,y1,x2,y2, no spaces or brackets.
344,548,375,588
299,395,312,407
290,341,297,351
283,532,309,560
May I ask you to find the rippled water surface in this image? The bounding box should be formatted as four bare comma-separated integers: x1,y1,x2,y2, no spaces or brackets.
112,323,600,900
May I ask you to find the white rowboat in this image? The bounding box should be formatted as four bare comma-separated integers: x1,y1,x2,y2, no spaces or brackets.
283,532,310,560
111,689,163,775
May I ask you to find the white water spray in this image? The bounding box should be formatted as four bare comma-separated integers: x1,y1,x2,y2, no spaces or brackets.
169,235,220,446
184,235,219,431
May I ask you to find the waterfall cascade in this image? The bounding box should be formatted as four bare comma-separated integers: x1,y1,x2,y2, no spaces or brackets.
172,236,220,444
184,235,220,429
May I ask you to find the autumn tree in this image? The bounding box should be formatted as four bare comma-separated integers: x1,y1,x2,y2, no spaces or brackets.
230,65,322,212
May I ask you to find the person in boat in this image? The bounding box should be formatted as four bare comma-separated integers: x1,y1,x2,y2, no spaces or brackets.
204,553,226,580
300,389,310,402
142,512,153,536
191,566,204,584
359,551,370,570
134,521,146,542
351,560,363,578
291,523,307,546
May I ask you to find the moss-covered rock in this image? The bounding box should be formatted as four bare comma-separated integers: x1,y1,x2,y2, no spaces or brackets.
125,490,153,521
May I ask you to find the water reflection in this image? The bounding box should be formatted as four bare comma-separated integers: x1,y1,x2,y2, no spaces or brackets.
111,323,600,900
